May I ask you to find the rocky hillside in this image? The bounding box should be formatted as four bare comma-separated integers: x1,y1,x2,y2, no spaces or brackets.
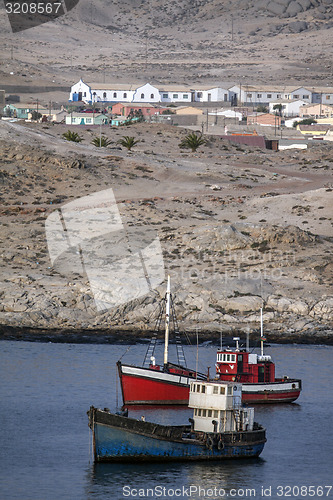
1,0,333,95
0,120,332,343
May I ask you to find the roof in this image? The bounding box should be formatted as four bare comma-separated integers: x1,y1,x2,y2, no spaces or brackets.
7,103,35,109
298,125,331,131
269,99,307,104
233,85,313,93
312,87,333,94
67,112,104,118
158,85,192,92
87,83,144,91
112,102,164,108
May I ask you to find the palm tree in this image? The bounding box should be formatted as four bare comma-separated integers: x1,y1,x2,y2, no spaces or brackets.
117,136,140,151
62,130,83,143
91,136,112,147
179,132,207,152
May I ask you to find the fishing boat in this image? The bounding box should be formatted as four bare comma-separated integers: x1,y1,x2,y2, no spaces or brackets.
87,380,266,462
117,275,206,405
214,312,302,403
117,278,301,405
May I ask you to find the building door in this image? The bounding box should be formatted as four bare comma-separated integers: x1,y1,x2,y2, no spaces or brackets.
208,93,211,102
78,92,82,101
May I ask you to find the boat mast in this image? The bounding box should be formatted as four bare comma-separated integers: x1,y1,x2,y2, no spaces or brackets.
163,275,171,367
260,307,264,357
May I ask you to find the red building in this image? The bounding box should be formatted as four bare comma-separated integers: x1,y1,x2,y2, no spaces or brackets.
110,102,169,118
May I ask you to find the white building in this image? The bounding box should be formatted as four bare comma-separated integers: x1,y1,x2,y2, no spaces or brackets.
69,80,231,104
229,85,312,106
311,87,333,105
268,99,308,117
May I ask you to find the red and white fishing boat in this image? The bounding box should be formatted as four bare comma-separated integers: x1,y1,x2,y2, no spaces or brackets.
117,278,301,405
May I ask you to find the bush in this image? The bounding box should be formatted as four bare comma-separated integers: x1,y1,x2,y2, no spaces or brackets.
293,118,317,128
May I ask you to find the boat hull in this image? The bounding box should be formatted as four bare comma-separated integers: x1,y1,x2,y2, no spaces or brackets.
88,408,266,462
118,362,301,405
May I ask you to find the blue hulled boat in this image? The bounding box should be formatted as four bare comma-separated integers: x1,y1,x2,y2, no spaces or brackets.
87,381,266,462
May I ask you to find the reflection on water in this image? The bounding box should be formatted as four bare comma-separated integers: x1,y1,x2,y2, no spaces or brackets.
86,458,266,499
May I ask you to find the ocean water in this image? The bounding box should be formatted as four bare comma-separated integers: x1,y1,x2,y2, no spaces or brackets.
0,340,333,500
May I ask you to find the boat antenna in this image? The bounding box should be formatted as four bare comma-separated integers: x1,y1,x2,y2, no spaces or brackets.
246,328,250,352
196,326,199,380
260,307,265,357
163,275,171,368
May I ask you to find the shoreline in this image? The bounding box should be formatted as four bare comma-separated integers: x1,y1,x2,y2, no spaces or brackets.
1,325,332,346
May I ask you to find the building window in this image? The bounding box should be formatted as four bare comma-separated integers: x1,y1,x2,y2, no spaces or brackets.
326,95,330,100
257,94,262,98
123,93,127,98
162,93,168,98
247,93,252,98
220,386,225,395
208,409,212,417
228,386,233,395
197,92,202,98
214,410,218,418
86,118,92,124
303,95,309,99
196,384,200,392
198,409,202,416
213,386,218,394
183,94,189,99
150,93,154,99
141,93,144,99
267,94,272,98
103,92,107,99
202,409,207,417
277,94,281,98
294,94,299,98
173,94,178,99
113,92,117,98
83,92,86,97
201,385,206,393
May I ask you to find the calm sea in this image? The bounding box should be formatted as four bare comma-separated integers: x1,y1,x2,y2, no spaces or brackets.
0,340,332,500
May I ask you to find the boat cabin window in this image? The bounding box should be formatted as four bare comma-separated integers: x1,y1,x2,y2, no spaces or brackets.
203,409,207,417
208,409,212,417
198,409,202,416
217,353,236,363
213,386,218,394
227,386,233,395
213,410,219,418
220,386,225,395
196,384,200,392
201,385,206,393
